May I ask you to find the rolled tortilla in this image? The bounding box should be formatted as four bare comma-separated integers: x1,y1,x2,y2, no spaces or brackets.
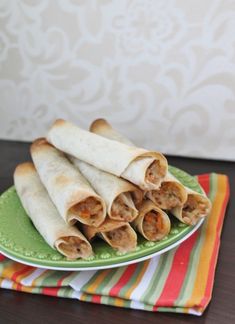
82,219,137,253
146,172,187,210
90,119,211,225
132,200,171,241
30,138,106,227
70,157,143,222
14,162,93,260
91,119,134,146
47,119,168,190
171,187,212,225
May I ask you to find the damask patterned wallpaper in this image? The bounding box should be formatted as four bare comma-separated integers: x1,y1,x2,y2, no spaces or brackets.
0,0,235,160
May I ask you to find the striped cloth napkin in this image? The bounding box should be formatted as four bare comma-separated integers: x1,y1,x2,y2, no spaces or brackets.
0,173,230,315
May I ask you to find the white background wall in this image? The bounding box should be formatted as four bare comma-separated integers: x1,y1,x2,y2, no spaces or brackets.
0,0,235,160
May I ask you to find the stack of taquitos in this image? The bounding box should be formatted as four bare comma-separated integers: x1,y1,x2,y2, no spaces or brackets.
13,117,210,260
90,118,211,226
47,119,168,190
46,119,171,247
14,162,93,260
44,120,173,251
69,156,170,245
30,138,140,253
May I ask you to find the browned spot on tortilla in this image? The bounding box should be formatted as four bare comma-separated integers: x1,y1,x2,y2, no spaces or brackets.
89,118,110,133
30,137,53,154
14,162,36,176
52,119,66,128
54,175,71,186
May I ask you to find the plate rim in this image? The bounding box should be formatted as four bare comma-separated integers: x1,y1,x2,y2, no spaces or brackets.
0,166,206,270
0,218,203,271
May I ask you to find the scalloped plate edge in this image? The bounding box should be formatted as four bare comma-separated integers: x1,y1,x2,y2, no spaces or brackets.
0,219,204,271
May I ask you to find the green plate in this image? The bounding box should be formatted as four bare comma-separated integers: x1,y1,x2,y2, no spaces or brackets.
0,166,204,270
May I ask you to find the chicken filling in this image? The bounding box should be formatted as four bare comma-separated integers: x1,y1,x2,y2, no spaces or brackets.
150,182,183,210
142,210,164,241
111,193,138,222
70,197,103,225
58,236,90,259
131,190,143,208
182,195,210,225
145,160,165,187
104,226,135,252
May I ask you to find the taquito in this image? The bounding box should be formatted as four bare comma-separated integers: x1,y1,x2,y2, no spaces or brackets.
70,157,143,222
146,172,187,210
90,119,187,209
30,138,106,227
82,219,137,253
90,119,211,225
132,200,171,241
171,187,212,225
14,162,93,259
47,119,167,190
